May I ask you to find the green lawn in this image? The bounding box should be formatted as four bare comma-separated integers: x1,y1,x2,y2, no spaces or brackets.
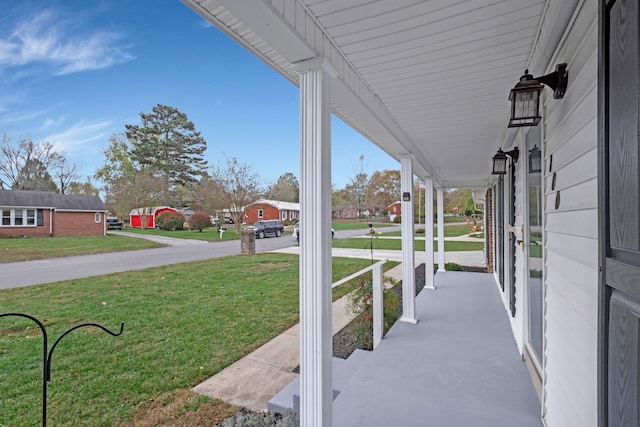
382,223,480,238
0,254,396,426
332,237,484,251
331,221,393,231
119,226,247,242
0,235,164,263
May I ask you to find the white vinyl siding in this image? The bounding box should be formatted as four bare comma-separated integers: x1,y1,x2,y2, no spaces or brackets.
540,2,598,426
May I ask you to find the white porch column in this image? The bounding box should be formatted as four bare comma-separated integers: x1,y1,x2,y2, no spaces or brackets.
294,57,336,427
399,155,418,323
437,187,446,272
424,177,435,289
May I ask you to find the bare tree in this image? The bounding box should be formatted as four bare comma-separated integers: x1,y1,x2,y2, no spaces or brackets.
107,169,165,226
52,157,81,194
0,133,64,190
192,172,224,215
344,154,370,220
209,156,263,232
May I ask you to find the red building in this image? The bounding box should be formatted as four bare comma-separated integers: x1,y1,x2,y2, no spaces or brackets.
244,199,299,224
388,201,402,222
129,206,178,228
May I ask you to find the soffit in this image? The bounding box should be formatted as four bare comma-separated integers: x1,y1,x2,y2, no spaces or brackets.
182,0,570,187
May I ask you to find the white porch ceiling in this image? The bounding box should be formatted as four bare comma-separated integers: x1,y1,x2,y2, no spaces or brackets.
181,0,578,188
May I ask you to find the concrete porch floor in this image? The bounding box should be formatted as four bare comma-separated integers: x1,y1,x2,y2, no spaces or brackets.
333,271,543,427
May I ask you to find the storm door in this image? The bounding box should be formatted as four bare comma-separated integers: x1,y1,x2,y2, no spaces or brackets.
526,127,543,367
496,176,505,291
599,0,640,425
508,158,517,317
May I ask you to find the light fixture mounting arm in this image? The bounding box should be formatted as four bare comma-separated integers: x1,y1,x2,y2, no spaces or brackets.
535,63,568,99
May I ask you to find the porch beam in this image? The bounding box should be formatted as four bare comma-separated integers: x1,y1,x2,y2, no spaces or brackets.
294,56,336,427
399,155,418,324
437,187,446,272
424,177,436,289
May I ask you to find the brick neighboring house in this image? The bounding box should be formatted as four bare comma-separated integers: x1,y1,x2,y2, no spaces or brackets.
129,206,178,228
333,206,358,219
0,189,108,238
244,199,299,224
388,201,402,222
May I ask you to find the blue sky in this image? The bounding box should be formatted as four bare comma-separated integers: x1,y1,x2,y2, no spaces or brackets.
0,0,400,190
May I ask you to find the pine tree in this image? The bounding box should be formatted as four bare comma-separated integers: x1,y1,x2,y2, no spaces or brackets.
126,104,207,192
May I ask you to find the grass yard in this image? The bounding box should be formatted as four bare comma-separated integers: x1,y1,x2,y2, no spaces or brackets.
0,253,396,426
382,223,479,238
0,235,164,263
332,237,484,252
331,221,393,231
120,226,246,242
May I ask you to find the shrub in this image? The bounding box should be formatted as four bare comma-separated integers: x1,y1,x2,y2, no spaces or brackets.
155,211,185,231
189,211,211,232
220,409,298,426
415,228,425,234
444,262,463,271
393,215,401,224
348,275,400,351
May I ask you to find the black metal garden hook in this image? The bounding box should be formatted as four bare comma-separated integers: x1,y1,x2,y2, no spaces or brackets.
0,312,124,427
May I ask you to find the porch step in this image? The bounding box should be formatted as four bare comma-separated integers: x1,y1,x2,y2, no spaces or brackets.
268,349,371,414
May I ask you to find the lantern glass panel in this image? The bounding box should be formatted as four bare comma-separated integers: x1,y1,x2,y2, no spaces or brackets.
514,90,539,119
529,146,541,173
492,156,508,175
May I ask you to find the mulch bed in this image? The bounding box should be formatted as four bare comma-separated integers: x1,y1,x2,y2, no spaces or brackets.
332,263,487,359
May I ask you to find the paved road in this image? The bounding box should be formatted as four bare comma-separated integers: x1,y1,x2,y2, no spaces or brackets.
1,224,485,290
0,226,382,289
0,230,300,289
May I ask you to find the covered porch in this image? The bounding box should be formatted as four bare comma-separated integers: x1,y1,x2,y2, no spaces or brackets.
180,1,592,426
332,270,541,427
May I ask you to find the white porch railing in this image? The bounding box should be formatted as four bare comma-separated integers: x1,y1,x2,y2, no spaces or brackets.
331,259,387,349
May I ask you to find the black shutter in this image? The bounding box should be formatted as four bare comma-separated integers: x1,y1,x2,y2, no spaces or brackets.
37,209,44,226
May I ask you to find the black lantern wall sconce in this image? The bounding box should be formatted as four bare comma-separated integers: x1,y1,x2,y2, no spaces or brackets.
529,145,541,173
492,147,519,175
508,63,568,127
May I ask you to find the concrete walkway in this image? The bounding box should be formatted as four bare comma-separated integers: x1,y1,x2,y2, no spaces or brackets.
272,246,486,268
193,263,404,412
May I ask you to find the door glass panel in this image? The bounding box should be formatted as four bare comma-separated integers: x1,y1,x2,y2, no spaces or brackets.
527,129,543,364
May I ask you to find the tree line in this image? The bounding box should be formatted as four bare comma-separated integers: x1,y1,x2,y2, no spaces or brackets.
1,104,474,230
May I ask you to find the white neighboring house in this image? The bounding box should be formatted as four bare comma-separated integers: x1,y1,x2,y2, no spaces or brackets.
182,2,630,426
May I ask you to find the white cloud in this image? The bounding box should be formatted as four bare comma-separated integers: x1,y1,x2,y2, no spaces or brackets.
199,19,213,28
44,120,112,153
41,116,65,129
0,107,51,124
0,9,134,76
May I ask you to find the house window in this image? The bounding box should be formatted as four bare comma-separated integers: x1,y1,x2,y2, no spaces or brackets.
0,208,37,227
258,209,264,218
95,212,101,223
26,209,35,225
14,210,23,226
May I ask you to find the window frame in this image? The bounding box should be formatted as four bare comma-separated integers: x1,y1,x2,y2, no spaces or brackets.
0,208,38,227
